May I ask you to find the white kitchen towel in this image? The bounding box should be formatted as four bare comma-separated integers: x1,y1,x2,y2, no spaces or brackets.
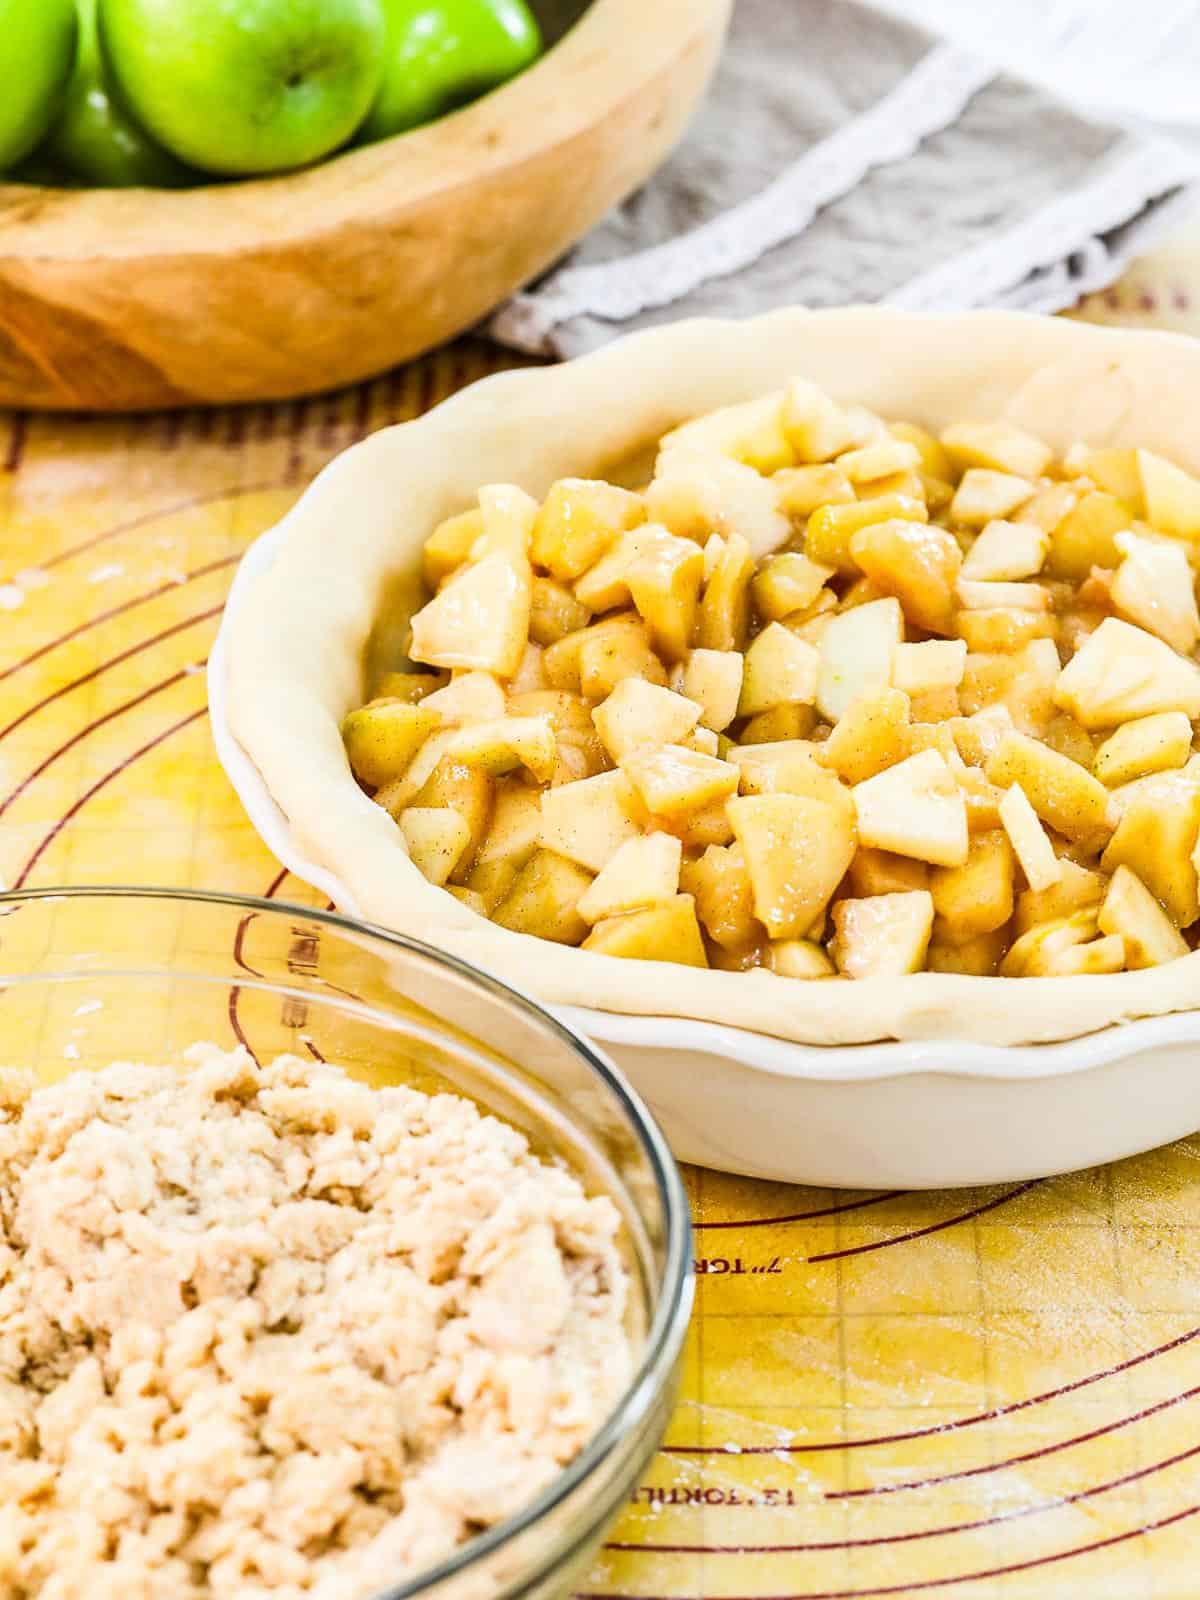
488,0,1198,359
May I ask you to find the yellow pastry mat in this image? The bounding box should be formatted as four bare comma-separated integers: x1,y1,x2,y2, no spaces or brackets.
4,313,1200,1599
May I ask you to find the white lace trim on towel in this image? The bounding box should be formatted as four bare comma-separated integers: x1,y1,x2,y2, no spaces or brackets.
994,185,1200,315
490,43,995,351
886,134,1199,311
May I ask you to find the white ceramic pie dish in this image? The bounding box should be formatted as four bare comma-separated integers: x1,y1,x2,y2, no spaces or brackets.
211,307,1200,1188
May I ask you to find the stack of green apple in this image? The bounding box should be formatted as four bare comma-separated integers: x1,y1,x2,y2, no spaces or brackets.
1,0,542,188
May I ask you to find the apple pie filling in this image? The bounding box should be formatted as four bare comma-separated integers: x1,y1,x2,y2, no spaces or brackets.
341,381,1200,980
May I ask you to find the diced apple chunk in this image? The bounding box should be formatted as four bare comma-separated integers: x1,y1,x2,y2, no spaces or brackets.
582,894,709,967
409,550,531,677
739,623,820,716
648,447,789,558
467,858,520,914
942,420,1052,480
1098,865,1189,969
576,832,682,924
1109,530,1200,654
954,764,1006,831
591,677,697,762
782,378,857,461
956,580,1050,612
399,808,472,886
507,688,606,771
410,757,493,874
373,728,456,816
1063,444,1144,513
729,740,854,818
929,828,1014,938
473,780,543,869
683,725,720,756
538,770,643,872
959,641,1058,734
682,650,744,731
1014,857,1105,935
544,615,636,693
728,793,856,939
752,552,833,621
1002,910,1124,977
628,534,705,661
679,842,759,949
1020,480,1079,535
805,494,926,576
1093,712,1192,787
852,749,968,867
817,687,911,784
950,703,1015,766
1054,618,1200,728
660,391,792,474
838,438,920,483
911,686,961,722
1044,933,1126,976
510,642,548,693
951,470,1034,527
985,731,1113,848
955,608,1057,654
696,533,756,652
740,704,817,745
926,929,1007,975
960,519,1049,581
342,701,441,789
850,519,962,634
473,483,539,561
622,746,739,818
816,597,904,723
848,848,928,897
892,640,967,694
998,783,1061,892
831,891,935,979
445,716,557,782
774,464,854,518
1139,448,1200,538
702,533,725,582
531,478,644,582
768,940,836,978
492,850,593,944
1045,490,1129,580
578,621,668,700
421,672,506,724
1101,762,1200,926
423,508,483,588
887,420,953,481
573,526,668,612
529,576,591,646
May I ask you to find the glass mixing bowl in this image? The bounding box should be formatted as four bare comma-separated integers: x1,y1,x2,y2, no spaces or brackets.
0,885,692,1600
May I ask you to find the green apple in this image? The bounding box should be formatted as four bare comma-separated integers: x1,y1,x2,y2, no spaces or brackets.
98,0,387,176
0,0,78,169
47,0,194,188
359,0,542,142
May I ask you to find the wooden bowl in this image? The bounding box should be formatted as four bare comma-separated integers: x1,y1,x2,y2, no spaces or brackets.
0,0,730,411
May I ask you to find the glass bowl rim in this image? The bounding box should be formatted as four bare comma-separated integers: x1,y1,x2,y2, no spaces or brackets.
0,883,694,1600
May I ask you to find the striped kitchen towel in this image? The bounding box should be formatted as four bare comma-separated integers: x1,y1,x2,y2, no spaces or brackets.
488,0,1198,358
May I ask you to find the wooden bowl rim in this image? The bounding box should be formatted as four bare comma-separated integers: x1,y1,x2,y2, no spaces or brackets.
0,0,724,262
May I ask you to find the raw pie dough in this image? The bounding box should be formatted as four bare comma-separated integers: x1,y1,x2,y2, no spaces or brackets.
226,307,1200,1045
0,1048,629,1599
